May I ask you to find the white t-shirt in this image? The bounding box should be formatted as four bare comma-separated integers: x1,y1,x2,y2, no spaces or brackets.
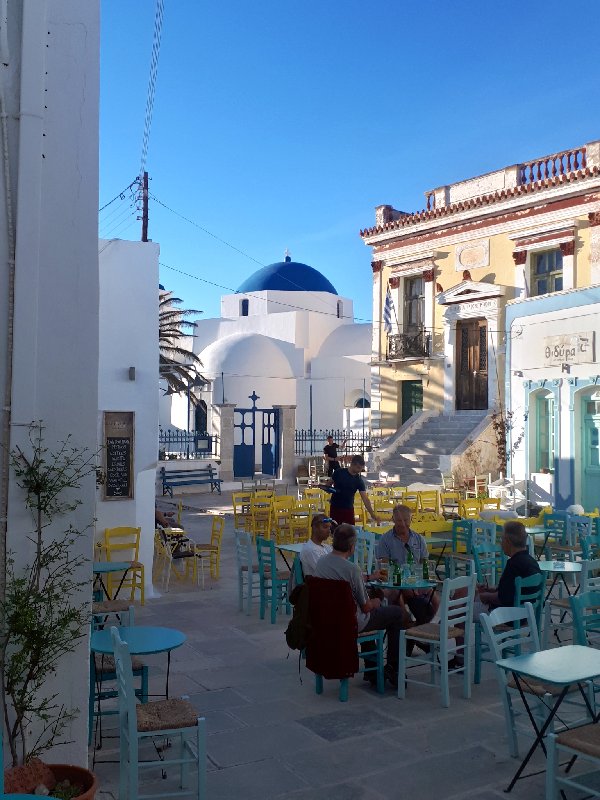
300,539,332,576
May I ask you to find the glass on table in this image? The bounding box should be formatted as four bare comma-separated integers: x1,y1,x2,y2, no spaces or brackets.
378,558,390,582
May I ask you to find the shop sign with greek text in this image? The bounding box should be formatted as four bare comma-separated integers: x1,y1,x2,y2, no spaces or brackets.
543,332,594,365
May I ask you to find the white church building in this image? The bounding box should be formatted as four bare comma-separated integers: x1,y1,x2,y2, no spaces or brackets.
160,255,372,437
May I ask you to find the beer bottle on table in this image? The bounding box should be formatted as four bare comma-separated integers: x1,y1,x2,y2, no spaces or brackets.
422,559,429,580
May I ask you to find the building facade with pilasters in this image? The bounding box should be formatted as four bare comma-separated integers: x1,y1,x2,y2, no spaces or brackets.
361,140,600,501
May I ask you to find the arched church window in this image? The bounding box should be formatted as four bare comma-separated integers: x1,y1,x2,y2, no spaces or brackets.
195,400,207,433
355,397,370,408
240,298,249,316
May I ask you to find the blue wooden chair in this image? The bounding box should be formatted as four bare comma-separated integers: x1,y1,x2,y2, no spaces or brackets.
542,511,568,559
580,530,600,559
256,536,291,624
514,572,544,633
472,544,506,684
398,573,476,708
350,529,375,574
570,590,600,648
234,531,259,615
546,726,600,799
111,626,206,800
443,520,474,578
89,605,148,745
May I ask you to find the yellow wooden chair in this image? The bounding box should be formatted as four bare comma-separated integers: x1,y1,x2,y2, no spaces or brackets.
104,526,145,605
480,497,501,512
232,490,253,531
440,491,462,515
194,515,225,579
272,497,296,544
458,498,482,519
389,486,407,501
248,497,273,541
302,487,326,511
289,508,312,542
153,529,205,591
417,490,440,514
373,496,394,523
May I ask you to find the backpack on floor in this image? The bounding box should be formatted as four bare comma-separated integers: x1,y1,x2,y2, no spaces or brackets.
285,582,311,651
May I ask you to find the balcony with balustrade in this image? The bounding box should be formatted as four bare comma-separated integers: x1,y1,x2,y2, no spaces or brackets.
386,329,431,361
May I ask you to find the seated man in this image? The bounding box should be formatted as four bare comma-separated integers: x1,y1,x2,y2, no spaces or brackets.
478,520,541,611
300,514,333,576
314,523,409,687
376,504,440,624
155,505,177,529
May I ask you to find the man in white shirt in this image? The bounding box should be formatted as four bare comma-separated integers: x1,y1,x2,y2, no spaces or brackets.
300,514,333,576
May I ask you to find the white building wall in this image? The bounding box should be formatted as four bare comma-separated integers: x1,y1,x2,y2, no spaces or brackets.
1,0,100,765
97,239,159,596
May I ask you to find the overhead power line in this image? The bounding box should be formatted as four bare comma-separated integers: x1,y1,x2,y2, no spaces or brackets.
140,0,165,175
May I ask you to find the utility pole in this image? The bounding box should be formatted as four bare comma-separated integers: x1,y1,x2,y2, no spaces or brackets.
141,171,149,242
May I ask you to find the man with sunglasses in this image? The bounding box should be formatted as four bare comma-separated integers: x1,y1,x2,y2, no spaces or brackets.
300,513,334,576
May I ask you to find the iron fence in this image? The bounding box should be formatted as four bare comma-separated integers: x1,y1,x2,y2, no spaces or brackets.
159,428,219,460
294,429,375,457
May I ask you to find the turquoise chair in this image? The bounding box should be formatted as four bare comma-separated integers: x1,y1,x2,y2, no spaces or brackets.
543,559,600,647
580,531,600,559
350,529,375,574
514,572,544,632
89,605,148,745
542,511,568,559
570,590,600,647
315,630,385,701
256,536,291,624
398,573,476,708
472,544,506,684
234,530,259,615
111,626,206,800
546,727,600,799
443,520,474,577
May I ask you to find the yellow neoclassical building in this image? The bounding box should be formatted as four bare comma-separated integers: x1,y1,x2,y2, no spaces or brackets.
361,140,600,490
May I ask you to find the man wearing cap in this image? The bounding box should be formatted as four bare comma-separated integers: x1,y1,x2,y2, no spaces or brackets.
327,454,380,526
300,514,334,576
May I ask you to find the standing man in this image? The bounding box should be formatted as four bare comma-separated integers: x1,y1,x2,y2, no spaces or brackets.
376,504,439,623
323,434,346,476
300,513,333,576
314,523,409,687
328,454,380,526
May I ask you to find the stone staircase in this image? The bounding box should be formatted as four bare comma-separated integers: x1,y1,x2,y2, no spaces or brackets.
377,410,489,485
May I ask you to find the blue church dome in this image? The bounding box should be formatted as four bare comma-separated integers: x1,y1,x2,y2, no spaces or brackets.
236,255,338,295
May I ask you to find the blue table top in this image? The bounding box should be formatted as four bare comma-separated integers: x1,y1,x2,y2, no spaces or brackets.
91,625,186,655
539,560,582,573
276,543,305,554
497,644,600,684
367,579,437,591
93,560,132,574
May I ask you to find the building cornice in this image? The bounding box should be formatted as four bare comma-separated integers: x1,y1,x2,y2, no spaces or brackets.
366,198,600,269
361,169,600,245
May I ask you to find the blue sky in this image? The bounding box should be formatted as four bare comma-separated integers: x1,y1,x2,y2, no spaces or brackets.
100,0,600,323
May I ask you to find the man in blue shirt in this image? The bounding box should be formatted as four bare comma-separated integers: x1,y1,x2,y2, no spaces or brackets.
376,504,439,624
328,455,379,526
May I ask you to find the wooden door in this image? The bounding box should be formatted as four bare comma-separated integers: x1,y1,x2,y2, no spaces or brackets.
456,319,488,410
401,380,423,424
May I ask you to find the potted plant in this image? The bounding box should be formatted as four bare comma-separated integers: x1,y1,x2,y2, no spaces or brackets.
1,423,98,799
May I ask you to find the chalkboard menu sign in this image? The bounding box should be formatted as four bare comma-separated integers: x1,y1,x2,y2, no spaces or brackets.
103,412,134,499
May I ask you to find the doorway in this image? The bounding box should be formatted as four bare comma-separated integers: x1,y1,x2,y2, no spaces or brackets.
455,319,488,410
401,380,423,424
582,396,600,511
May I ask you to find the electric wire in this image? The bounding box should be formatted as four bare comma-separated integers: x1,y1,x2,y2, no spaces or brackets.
140,0,165,175
99,178,139,213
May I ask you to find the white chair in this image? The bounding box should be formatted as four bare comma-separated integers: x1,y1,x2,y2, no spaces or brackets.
546,726,600,799
234,531,260,615
111,626,206,800
154,529,205,592
398,573,476,708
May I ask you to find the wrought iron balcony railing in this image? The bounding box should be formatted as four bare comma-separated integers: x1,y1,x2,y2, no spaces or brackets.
387,329,431,360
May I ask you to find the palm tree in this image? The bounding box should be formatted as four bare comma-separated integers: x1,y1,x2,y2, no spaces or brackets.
159,290,207,400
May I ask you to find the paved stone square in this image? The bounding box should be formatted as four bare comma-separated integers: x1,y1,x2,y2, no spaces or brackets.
92,489,571,799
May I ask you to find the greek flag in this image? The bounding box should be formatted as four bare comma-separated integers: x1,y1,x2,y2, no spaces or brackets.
383,286,395,334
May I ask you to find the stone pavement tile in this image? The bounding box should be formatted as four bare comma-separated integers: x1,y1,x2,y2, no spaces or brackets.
281,736,409,787
202,708,247,734
207,721,323,768
186,687,250,711
229,698,316,726
394,708,506,756
207,757,308,800
187,663,283,690
276,782,386,799
355,745,512,798
296,707,401,742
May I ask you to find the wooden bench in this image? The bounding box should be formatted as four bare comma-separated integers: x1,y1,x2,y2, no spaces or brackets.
160,466,222,497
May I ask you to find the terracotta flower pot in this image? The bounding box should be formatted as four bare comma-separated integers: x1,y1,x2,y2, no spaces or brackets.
4,759,97,800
